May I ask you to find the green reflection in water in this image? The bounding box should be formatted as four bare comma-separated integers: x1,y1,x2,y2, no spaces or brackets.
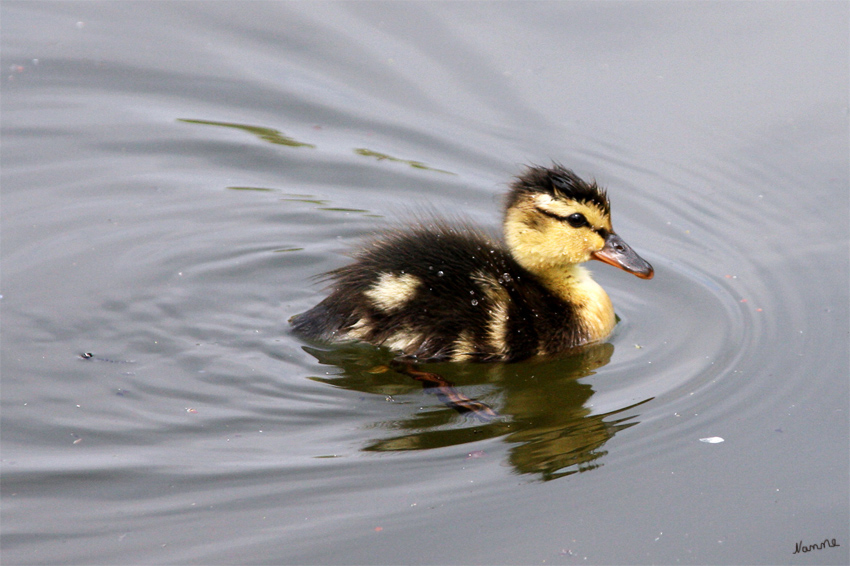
178,119,316,148
227,186,276,192
180,119,457,176
226,187,380,217
317,207,370,213
281,196,330,206
303,342,652,481
353,148,456,175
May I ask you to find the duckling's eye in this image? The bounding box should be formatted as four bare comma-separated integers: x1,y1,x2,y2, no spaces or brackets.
566,213,588,228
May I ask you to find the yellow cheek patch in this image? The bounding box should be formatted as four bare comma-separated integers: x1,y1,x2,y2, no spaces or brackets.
504,189,615,276
365,272,421,312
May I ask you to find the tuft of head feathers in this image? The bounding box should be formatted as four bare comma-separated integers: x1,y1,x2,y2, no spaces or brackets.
506,163,610,216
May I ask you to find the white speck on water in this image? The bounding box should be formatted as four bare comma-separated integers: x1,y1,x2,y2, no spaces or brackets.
699,436,724,443
437,270,444,277
471,299,478,306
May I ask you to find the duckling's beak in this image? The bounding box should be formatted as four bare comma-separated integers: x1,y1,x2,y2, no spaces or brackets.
592,232,654,279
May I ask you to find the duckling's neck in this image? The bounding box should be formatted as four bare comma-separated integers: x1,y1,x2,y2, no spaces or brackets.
535,264,616,344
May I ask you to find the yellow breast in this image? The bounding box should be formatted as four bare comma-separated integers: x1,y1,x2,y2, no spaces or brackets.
537,265,616,344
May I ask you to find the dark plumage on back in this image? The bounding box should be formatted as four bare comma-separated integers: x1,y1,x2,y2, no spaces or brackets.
290,219,585,362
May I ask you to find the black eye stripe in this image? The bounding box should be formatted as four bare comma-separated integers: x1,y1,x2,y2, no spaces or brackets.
536,207,607,235
536,208,590,227
536,207,569,221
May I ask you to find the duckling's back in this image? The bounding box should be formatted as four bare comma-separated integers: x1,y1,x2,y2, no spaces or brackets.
290,220,589,362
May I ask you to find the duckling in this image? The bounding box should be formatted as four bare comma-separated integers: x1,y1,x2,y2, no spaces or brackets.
290,164,653,363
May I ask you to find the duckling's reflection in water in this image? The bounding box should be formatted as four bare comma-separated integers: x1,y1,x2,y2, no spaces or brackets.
389,361,501,422
303,342,651,481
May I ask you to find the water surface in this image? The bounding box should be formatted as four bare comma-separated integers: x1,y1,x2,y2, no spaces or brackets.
2,2,848,564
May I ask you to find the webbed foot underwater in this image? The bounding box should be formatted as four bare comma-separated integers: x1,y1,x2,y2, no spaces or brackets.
290,164,653,363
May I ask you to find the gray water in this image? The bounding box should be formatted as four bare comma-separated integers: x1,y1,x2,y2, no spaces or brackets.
2,2,848,565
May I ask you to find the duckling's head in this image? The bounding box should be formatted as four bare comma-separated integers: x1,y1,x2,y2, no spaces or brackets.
503,164,654,280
